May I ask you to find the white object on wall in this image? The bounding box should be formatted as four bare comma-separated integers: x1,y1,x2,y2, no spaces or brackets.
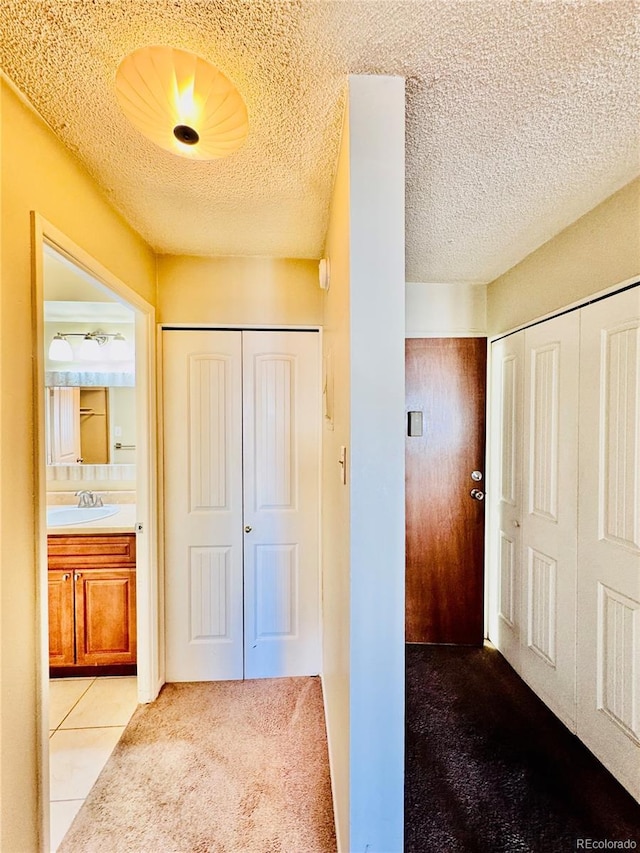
319,258,331,291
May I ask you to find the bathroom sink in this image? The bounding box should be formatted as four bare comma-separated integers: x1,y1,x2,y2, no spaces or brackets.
46,505,120,527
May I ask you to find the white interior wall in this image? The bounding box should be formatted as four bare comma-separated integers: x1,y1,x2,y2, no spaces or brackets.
321,93,351,852
348,74,405,853
406,282,487,337
321,74,405,853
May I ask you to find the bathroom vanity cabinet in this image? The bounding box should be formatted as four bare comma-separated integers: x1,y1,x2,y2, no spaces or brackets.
48,533,136,673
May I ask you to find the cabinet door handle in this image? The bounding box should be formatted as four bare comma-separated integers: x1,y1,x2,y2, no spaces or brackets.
62,573,71,581
74,572,83,581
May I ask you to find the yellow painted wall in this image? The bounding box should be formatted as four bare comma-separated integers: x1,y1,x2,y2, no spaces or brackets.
157,255,322,325
321,104,351,853
487,177,640,334
406,281,487,337
0,79,156,852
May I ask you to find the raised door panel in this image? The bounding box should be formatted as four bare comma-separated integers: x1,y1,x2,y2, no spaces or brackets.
163,331,244,681
520,312,579,730
488,332,524,668
48,571,75,667
577,286,640,801
75,570,137,665
242,331,320,678
48,534,136,568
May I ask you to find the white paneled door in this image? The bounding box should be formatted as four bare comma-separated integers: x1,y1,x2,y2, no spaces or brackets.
164,331,244,681
163,329,320,682
577,288,640,800
520,313,579,730
489,330,524,672
48,386,81,464
241,332,320,678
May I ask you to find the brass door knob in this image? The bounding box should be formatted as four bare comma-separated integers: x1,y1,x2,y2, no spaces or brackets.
244,525,252,533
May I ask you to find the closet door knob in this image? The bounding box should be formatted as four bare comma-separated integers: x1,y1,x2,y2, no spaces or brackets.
244,526,252,533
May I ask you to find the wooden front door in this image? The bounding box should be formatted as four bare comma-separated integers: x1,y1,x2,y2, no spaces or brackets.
406,338,487,644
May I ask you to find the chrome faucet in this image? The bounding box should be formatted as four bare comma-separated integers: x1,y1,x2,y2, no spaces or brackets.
75,490,104,508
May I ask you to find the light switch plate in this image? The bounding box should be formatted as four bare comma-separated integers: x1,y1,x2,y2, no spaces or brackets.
408,411,423,437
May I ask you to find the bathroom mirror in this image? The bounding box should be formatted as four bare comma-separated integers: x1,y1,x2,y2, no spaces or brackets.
45,384,136,483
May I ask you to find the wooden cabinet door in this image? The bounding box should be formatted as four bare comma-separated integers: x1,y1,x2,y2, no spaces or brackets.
48,571,75,666
74,569,137,666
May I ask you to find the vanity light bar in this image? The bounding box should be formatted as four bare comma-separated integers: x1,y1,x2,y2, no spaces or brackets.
48,330,131,363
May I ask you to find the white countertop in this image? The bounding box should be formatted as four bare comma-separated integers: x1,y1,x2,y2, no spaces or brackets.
47,504,137,535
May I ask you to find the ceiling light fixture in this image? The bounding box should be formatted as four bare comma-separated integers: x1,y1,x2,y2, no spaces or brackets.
115,46,249,160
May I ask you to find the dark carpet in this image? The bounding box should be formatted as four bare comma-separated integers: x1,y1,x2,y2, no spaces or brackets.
405,644,640,853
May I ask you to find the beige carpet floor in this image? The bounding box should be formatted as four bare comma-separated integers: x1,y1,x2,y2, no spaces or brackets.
58,677,336,853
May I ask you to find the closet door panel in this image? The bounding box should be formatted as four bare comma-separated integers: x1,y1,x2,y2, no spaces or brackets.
521,312,579,730
242,331,321,678
577,287,640,800
489,331,524,669
163,330,244,682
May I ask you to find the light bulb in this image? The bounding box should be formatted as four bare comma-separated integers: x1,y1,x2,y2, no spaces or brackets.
48,334,73,362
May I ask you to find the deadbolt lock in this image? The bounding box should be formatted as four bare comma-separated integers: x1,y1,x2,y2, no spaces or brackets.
471,470,483,481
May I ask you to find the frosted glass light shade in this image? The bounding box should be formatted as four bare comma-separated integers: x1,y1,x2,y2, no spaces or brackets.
48,334,73,362
115,46,249,160
109,333,131,361
79,335,101,361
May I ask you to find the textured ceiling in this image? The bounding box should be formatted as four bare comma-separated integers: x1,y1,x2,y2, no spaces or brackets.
2,1,639,284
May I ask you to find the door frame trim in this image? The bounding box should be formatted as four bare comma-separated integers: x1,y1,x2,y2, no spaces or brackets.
32,214,160,850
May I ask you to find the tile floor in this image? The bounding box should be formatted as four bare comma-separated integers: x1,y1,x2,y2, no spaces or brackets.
49,676,138,852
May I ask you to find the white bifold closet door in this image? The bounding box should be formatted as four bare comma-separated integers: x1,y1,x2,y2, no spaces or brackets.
489,330,524,672
491,314,579,728
163,329,320,682
576,288,640,800
490,286,640,801
520,312,579,729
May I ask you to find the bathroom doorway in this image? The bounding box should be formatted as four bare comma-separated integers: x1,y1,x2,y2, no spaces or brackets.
32,216,159,851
